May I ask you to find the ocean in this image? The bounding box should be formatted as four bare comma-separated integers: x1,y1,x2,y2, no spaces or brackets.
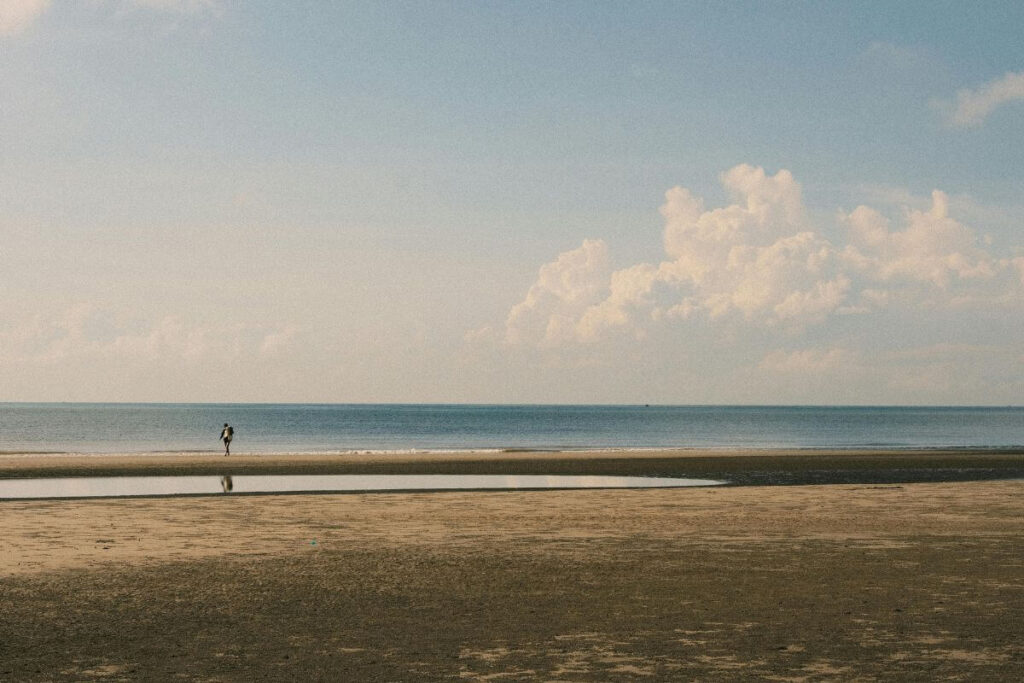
0,403,1021,455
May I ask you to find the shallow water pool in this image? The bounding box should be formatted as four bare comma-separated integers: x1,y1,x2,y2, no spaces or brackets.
0,474,726,499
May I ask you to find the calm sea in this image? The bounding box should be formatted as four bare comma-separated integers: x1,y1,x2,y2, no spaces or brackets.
0,404,1021,454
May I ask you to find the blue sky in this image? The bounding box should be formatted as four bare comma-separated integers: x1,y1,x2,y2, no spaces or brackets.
1,1,1022,403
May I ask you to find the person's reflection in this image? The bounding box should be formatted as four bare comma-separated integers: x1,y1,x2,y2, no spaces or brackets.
220,475,233,493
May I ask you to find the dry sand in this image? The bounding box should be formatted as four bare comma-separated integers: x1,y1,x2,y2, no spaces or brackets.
1,451,1022,681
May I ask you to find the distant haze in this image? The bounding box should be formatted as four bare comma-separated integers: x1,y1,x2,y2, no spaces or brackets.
1,1,1022,404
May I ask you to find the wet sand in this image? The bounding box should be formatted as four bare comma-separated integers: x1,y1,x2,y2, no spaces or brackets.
1,450,1022,680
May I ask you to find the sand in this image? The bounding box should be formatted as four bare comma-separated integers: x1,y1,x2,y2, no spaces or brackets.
1,450,1022,681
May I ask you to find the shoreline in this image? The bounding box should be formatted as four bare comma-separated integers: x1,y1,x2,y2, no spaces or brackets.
4,445,1023,459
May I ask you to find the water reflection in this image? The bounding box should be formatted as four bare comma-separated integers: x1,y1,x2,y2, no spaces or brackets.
0,474,725,500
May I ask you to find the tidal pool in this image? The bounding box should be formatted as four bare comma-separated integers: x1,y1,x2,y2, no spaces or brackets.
0,474,726,500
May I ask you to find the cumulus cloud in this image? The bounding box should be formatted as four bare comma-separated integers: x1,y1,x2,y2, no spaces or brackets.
648,166,845,328
493,165,1021,347
840,190,999,287
0,0,49,35
503,165,847,345
947,71,1024,127
504,239,610,345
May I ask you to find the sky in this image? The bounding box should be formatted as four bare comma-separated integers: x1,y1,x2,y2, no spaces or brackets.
1,0,1022,405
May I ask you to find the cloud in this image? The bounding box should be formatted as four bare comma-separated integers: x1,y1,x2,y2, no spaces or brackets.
0,0,49,35
875,343,1021,399
504,239,610,345
502,165,848,345
491,165,1022,347
753,342,1024,403
0,306,298,364
840,190,999,288
946,71,1024,127
656,173,842,327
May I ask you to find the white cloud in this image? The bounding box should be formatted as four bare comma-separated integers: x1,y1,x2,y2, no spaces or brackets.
491,165,1022,348
0,306,297,364
0,0,49,35
503,165,849,344
576,262,658,341
947,71,1024,127
504,239,610,345
574,166,848,339
841,190,999,288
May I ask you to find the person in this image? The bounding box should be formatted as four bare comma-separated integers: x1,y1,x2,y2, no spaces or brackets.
220,423,234,456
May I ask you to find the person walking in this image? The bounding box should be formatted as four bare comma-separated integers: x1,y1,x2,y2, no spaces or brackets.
220,423,234,456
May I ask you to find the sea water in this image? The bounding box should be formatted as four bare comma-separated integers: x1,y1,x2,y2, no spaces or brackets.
0,404,1021,454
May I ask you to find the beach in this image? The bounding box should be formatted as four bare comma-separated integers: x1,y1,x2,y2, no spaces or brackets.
9,2,1024,680
1,450,1022,680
